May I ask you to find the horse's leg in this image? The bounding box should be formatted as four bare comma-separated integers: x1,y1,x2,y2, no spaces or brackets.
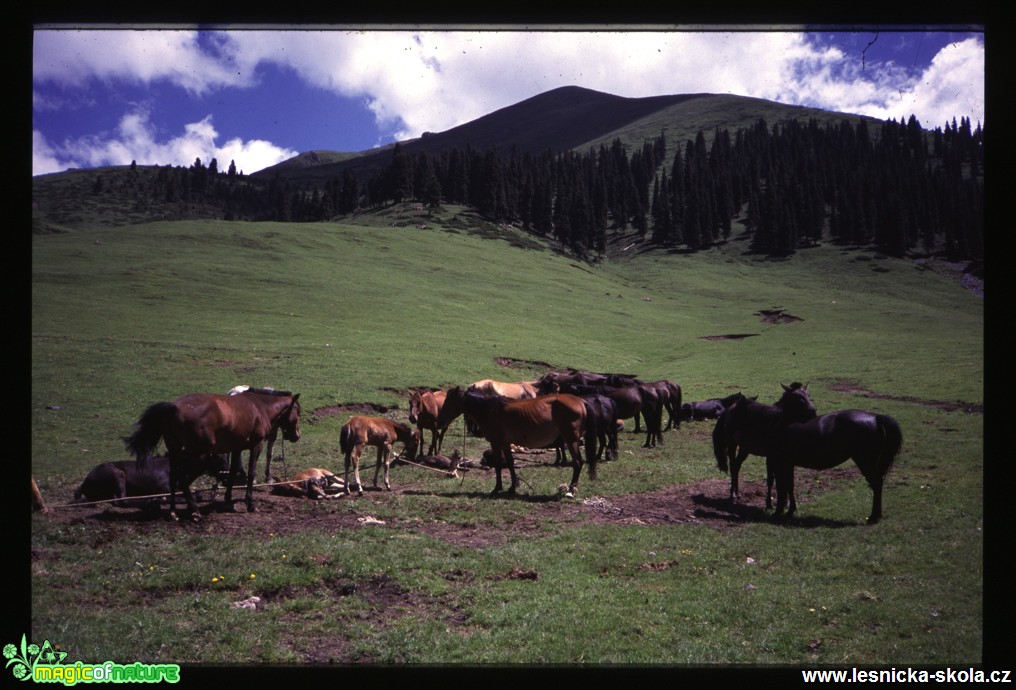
772,459,791,519
766,460,775,510
490,445,505,495
180,457,202,520
729,449,749,503
263,432,277,483
245,448,260,512
223,450,244,511
166,455,180,522
565,437,584,497
785,466,797,517
504,445,519,496
352,445,365,495
859,457,885,524
374,441,392,490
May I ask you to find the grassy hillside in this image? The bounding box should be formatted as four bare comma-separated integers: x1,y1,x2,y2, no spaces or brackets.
30,208,985,666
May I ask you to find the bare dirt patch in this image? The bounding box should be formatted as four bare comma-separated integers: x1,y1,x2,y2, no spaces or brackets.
755,307,803,324
824,379,982,414
701,306,802,340
42,466,861,547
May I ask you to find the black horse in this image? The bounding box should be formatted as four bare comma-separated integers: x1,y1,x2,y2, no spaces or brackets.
683,393,742,421
712,384,817,507
580,394,621,462
716,385,903,523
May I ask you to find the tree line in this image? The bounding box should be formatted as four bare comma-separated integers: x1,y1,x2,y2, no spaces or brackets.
108,114,983,260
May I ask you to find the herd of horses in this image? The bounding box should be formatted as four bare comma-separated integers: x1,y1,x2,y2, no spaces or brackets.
103,369,903,525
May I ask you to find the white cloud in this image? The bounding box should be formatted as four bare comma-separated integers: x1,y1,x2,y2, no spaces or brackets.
33,29,251,95
32,108,298,176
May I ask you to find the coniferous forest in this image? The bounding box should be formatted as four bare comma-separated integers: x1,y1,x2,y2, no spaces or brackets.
75,115,984,261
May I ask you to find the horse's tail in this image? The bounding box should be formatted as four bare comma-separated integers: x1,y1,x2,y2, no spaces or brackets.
876,414,904,478
712,413,730,473
123,401,176,469
339,422,353,456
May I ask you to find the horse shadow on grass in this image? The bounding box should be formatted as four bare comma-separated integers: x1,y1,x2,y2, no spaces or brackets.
691,492,858,529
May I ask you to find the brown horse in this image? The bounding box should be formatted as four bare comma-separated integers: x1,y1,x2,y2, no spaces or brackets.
124,388,301,520
228,385,289,482
440,388,589,497
339,416,421,495
408,389,461,456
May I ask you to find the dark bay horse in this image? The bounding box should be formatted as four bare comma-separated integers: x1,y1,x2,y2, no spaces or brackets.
339,416,421,495
634,379,683,433
408,389,461,457
716,386,903,523
440,388,590,497
544,380,663,449
683,393,742,421
124,388,301,520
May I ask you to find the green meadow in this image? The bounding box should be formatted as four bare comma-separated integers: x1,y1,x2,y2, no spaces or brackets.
30,205,984,667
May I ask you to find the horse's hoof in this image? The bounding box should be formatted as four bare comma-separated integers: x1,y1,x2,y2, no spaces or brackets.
246,504,257,513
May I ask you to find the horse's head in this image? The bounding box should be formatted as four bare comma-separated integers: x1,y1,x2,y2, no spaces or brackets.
409,429,422,458
280,394,302,442
436,386,465,429
775,383,816,421
408,392,422,424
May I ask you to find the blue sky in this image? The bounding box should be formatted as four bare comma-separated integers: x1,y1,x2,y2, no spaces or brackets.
32,27,984,177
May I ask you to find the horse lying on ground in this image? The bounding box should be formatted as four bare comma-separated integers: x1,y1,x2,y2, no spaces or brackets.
412,451,465,477
74,454,237,511
440,388,590,497
339,416,421,495
683,393,742,421
124,388,301,520
408,389,462,456
716,385,903,523
270,468,345,499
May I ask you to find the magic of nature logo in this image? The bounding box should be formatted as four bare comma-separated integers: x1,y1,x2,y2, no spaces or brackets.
4,635,180,685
